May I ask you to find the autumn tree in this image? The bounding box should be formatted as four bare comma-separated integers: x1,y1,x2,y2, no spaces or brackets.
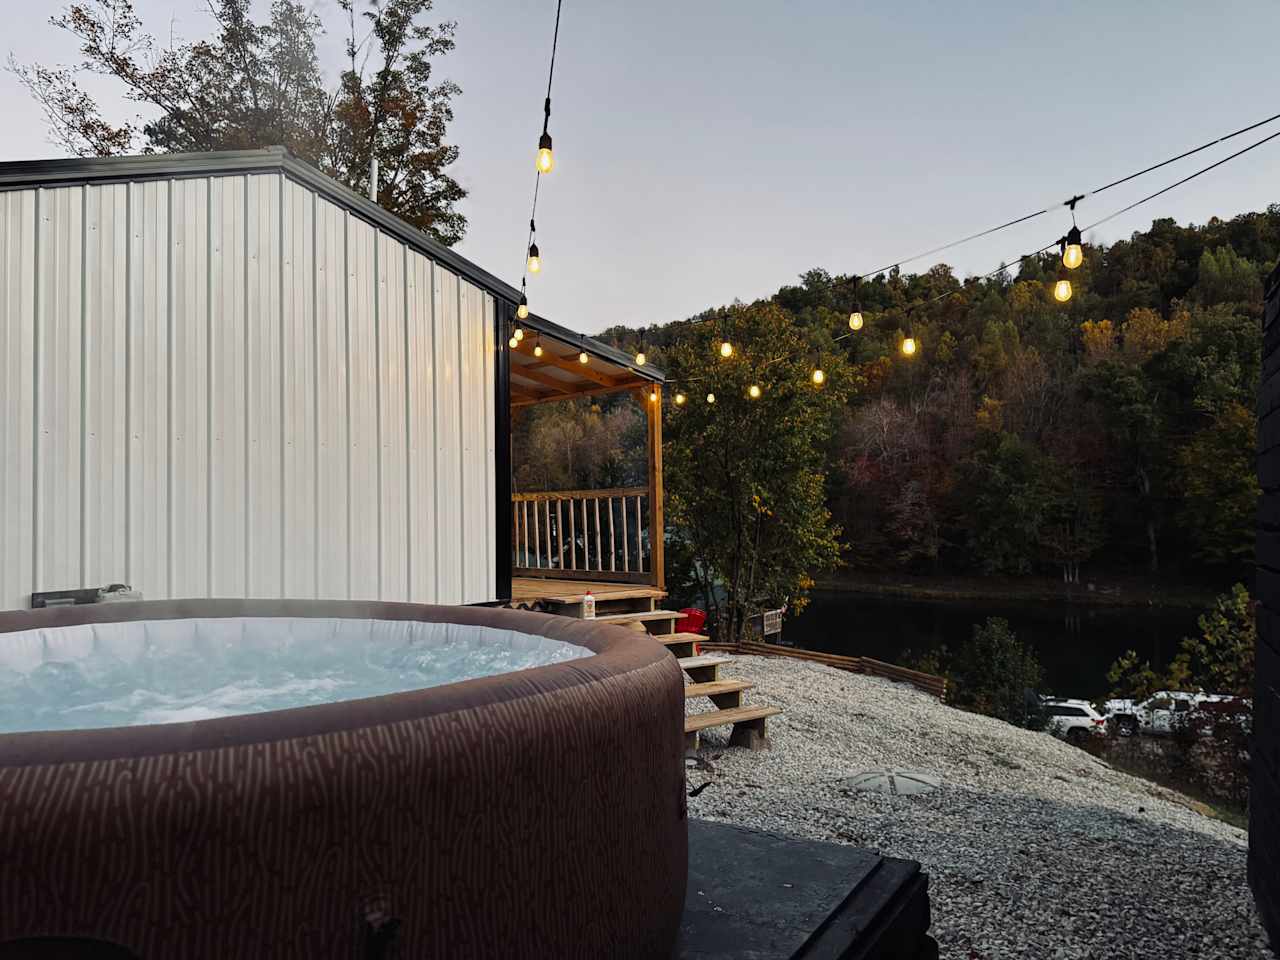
662,302,847,643
12,0,467,244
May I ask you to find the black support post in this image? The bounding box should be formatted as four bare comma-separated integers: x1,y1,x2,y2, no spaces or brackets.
493,299,514,602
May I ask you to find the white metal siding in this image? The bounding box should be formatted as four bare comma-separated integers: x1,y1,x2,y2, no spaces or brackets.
0,172,497,610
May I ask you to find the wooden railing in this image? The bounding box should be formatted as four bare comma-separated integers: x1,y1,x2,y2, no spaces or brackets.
512,487,653,583
699,640,948,701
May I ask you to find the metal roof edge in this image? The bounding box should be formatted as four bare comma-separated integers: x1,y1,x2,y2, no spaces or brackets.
0,146,663,382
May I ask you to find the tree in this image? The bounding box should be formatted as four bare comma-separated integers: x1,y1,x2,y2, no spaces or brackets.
1192,246,1262,307
945,617,1046,728
12,0,467,244
1175,402,1259,567
662,302,847,643
1166,583,1256,697
953,431,1052,575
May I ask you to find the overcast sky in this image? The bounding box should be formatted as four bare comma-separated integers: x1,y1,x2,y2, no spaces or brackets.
4,1,1279,333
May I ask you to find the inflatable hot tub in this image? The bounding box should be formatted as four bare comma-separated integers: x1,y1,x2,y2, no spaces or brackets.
0,600,688,959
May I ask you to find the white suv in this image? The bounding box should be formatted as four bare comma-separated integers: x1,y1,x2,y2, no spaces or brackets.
1042,698,1108,743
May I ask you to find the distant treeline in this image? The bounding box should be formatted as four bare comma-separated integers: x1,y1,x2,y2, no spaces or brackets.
590,207,1279,585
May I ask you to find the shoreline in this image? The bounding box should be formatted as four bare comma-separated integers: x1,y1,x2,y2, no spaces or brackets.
816,571,1226,610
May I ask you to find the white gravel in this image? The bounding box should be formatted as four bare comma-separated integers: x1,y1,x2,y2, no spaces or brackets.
685,655,1271,959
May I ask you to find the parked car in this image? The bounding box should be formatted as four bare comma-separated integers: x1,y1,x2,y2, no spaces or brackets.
1103,691,1248,737
1042,698,1108,743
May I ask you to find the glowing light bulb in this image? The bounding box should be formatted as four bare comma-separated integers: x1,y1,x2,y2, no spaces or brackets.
536,132,554,174
748,384,761,399
1062,226,1083,270
533,343,544,358
719,341,733,359
706,392,716,404
1053,279,1072,303
902,337,917,356
508,336,518,349
527,243,541,274
649,389,658,402
674,392,686,406
579,351,589,364
514,327,524,341
635,351,647,366
517,302,529,320
812,368,825,385
849,311,864,331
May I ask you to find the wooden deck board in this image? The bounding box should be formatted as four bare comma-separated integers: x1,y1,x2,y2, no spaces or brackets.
510,577,667,605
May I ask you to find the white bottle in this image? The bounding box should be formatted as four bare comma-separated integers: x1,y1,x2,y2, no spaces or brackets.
582,591,595,619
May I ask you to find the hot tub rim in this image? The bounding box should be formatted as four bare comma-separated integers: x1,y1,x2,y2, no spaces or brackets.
0,598,672,767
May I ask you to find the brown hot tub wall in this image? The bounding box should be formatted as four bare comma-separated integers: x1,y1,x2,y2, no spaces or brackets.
0,600,689,959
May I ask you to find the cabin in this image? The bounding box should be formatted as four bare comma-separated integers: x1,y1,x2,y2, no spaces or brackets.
0,146,779,747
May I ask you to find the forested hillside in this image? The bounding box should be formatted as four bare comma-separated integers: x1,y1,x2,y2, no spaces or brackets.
589,208,1280,588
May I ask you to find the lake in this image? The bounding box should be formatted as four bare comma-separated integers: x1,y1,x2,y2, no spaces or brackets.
782,590,1201,701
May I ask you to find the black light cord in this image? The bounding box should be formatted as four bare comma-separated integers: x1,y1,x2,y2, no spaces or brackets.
517,1,564,293
856,107,1280,279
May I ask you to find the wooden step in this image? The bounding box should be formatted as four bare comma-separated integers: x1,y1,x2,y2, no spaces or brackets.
684,679,754,699
677,653,733,684
685,704,781,734
594,609,683,635
658,634,698,658
685,678,754,709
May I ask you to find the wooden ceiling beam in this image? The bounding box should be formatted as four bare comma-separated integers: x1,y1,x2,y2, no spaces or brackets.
511,378,651,408
513,343,619,387
510,362,580,394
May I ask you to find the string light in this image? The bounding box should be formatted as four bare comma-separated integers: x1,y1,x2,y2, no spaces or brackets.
849,276,864,330
674,391,686,405
508,334,519,349
527,240,541,274
811,351,825,385
901,336,918,356
533,334,544,358
635,333,646,366
536,131,555,174
514,326,525,341
517,286,530,320
579,340,590,363
1062,225,1083,270
534,2,562,174
748,384,762,399
1054,276,1073,303
649,387,658,402
719,341,733,359
706,392,716,404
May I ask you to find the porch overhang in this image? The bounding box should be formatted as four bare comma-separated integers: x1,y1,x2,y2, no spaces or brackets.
510,314,664,406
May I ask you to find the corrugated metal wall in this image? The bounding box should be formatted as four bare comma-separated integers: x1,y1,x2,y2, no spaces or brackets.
0,173,497,611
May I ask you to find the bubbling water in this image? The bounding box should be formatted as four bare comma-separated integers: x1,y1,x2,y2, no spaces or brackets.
0,617,590,734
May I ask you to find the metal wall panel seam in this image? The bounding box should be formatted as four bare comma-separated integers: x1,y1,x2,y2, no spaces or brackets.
30,188,41,596
312,188,320,599
278,172,287,595
165,178,174,598
456,274,465,600
343,208,352,598
373,227,382,599
205,177,213,597
242,175,250,595
78,185,88,587
403,243,412,599
430,257,439,603
122,183,130,588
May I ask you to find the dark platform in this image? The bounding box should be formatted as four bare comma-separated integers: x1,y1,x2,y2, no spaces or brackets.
678,820,937,960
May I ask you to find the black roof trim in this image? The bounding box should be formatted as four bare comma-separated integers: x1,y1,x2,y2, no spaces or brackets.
0,146,664,382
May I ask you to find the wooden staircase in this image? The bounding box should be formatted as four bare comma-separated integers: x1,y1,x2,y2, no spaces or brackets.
526,584,782,751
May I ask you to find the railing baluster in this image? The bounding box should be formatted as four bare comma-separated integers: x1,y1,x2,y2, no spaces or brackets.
568,497,576,570
556,499,564,569
635,495,644,574
621,497,629,573
594,498,602,574
608,498,616,572
544,500,551,569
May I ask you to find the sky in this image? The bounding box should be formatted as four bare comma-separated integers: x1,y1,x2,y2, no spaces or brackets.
3,1,1279,334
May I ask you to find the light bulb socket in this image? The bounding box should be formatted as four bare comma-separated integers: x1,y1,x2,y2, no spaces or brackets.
528,242,539,259
1065,225,1082,247
538,131,553,152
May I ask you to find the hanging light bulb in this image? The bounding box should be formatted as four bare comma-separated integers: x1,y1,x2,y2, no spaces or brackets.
748,384,762,399
533,335,544,358
648,388,658,402
635,335,647,366
526,242,541,274
536,132,555,174
514,326,525,341
517,291,530,320
719,341,733,359
1062,226,1083,270
1054,278,1073,303
674,391,687,406
579,349,589,364
811,350,825,385
849,276,864,330
508,335,518,349
706,392,716,404
901,336,918,357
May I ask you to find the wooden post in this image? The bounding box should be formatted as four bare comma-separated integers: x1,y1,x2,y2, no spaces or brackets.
645,384,665,590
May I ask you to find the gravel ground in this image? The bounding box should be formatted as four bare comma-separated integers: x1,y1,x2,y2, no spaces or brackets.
685,655,1272,959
